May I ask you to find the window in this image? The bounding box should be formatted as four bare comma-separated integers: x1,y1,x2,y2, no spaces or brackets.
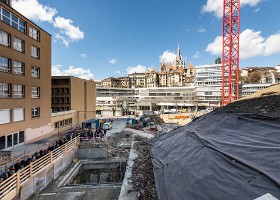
13,37,24,52
2,7,10,25
31,107,40,118
31,66,40,78
13,61,24,75
29,26,39,41
0,56,10,72
55,122,59,129
14,85,24,98
0,8,26,33
205,92,213,95
31,46,40,58
19,131,24,143
31,87,40,98
0,109,11,124
0,82,10,97
0,136,5,150
13,108,24,122
0,29,9,46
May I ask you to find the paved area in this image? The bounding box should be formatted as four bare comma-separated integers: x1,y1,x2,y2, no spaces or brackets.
11,134,59,158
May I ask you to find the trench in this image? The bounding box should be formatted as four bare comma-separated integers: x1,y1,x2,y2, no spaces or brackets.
61,160,127,187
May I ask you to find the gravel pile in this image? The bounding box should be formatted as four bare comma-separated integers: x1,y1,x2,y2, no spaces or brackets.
132,141,157,200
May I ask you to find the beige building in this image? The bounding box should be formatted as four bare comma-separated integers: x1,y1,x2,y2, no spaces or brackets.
146,67,159,88
128,73,146,88
51,76,96,131
99,76,130,88
0,1,52,149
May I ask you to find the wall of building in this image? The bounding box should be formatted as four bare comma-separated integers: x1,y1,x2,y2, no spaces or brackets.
51,110,75,134
70,77,96,125
0,2,51,148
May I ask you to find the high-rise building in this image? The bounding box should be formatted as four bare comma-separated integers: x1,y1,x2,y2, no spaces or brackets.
0,1,51,149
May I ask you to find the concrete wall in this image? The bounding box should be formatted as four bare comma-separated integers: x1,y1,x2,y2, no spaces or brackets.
77,148,108,159
20,148,76,200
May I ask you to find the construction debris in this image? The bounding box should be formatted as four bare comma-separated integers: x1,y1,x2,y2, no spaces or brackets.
131,141,157,200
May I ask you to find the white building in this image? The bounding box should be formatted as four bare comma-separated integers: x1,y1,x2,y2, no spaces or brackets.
241,83,272,97
135,86,196,114
96,87,137,117
195,64,223,108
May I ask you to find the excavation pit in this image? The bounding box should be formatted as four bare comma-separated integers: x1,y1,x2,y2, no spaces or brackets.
61,160,127,187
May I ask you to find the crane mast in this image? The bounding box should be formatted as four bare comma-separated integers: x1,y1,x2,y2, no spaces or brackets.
222,0,240,106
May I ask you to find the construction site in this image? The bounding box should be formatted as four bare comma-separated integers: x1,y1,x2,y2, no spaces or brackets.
0,0,280,200
0,83,279,200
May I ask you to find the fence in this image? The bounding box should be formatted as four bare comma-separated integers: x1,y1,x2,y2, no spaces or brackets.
0,136,80,200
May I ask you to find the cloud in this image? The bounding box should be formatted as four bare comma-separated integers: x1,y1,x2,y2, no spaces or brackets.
12,0,57,22
12,0,84,47
206,29,280,59
54,33,69,48
126,65,147,74
114,69,121,74
193,51,201,59
201,0,263,18
263,33,280,56
159,50,176,63
109,58,118,64
80,53,87,58
254,8,260,12
197,27,206,33
53,16,84,46
52,65,94,80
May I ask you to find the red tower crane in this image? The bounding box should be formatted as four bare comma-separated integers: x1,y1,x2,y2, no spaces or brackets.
222,0,240,106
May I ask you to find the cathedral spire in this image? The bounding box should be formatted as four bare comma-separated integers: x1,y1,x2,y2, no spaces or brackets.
176,44,181,61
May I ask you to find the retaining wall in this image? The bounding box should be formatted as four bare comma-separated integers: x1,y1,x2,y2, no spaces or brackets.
20,148,76,200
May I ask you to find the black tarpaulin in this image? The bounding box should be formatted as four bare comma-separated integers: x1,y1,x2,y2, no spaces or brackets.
150,111,280,200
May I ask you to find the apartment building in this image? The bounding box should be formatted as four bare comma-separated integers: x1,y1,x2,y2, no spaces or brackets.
51,76,96,131
128,73,146,88
0,1,51,149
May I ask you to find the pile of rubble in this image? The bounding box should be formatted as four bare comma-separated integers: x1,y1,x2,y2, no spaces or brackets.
131,141,157,200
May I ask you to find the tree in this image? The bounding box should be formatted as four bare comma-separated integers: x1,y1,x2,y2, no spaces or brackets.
249,71,262,83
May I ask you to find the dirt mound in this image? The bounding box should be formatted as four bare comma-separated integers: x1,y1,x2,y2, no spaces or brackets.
221,95,280,118
219,83,280,118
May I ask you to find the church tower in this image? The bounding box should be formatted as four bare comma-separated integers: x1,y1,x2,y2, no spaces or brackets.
175,44,185,69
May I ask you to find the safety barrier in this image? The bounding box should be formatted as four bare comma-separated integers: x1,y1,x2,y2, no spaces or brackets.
0,136,80,200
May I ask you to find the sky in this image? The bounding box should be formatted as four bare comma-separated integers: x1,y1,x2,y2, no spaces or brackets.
11,0,280,80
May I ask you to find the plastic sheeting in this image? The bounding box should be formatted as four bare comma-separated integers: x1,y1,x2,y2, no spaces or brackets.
150,111,280,200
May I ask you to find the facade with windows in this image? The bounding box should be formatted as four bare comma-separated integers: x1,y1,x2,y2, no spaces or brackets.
51,110,74,134
241,83,272,97
0,1,51,149
194,64,223,108
51,76,96,126
135,86,196,114
96,87,136,117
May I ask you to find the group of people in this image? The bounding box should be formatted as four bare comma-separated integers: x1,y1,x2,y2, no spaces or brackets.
79,127,107,140
0,133,76,184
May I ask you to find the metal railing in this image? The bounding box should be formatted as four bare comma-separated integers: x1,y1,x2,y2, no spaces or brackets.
0,136,80,200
